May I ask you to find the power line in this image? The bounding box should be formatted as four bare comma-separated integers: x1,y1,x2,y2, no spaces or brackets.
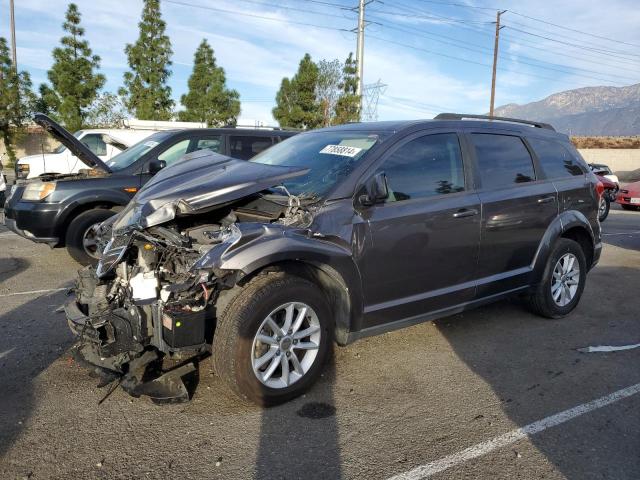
367,33,631,88
507,10,640,49
163,0,352,32
400,0,640,50
379,0,640,72
367,18,640,84
227,0,354,20
505,25,640,61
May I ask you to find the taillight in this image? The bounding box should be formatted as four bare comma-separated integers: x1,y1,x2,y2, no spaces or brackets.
595,180,604,198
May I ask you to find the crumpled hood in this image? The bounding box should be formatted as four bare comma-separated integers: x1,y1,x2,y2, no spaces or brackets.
112,149,308,231
33,113,112,173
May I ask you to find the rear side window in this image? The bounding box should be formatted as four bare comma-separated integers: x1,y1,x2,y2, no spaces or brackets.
379,133,465,202
194,136,222,154
471,134,535,188
230,136,274,160
529,138,585,178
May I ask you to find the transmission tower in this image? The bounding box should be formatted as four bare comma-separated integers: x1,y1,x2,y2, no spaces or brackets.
362,80,387,122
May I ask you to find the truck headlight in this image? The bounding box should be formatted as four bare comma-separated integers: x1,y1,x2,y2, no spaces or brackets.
22,182,56,201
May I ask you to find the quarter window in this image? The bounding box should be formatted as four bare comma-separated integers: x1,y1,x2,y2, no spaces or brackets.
379,133,465,202
230,136,273,160
158,139,191,166
471,134,535,188
528,138,585,178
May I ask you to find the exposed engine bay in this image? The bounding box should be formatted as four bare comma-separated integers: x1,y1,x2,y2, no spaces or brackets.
66,192,313,403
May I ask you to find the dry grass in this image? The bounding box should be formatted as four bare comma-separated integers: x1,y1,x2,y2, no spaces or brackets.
571,136,640,149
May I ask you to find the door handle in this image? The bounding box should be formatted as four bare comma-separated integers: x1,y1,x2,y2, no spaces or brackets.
452,208,478,218
537,196,555,204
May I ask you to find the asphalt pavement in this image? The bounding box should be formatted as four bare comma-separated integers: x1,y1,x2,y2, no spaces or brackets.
0,203,638,480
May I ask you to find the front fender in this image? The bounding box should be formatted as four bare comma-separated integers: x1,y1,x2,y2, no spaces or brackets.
192,223,364,344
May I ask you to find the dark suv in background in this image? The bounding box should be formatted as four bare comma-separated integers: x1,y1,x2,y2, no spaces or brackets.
64,113,602,406
3,114,296,264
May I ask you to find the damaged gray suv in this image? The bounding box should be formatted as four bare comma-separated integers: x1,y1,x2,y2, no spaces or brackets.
66,114,602,405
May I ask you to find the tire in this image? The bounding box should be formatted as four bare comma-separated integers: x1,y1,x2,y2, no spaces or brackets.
212,271,332,406
65,209,115,266
598,196,610,222
524,238,587,319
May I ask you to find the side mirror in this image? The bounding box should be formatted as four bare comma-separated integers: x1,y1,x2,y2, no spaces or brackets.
358,172,389,206
148,159,166,175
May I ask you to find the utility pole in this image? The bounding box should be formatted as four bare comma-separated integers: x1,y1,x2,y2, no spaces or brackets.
356,0,366,107
9,0,18,70
489,10,506,117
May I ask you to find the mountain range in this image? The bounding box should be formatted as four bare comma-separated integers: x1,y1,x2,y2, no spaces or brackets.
493,83,640,136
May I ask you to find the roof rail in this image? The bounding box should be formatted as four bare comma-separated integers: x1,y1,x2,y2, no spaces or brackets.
222,124,284,130
434,113,555,131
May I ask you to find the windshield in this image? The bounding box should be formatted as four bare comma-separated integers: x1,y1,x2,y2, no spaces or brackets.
250,131,386,197
106,131,171,171
52,130,83,154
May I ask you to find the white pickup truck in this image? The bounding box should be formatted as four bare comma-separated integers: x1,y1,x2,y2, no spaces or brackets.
15,120,207,180
15,129,156,180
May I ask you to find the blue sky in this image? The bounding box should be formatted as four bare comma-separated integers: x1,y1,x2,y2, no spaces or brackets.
3,0,640,124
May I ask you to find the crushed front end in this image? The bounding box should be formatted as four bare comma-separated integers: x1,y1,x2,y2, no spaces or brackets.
65,194,313,403
65,225,225,403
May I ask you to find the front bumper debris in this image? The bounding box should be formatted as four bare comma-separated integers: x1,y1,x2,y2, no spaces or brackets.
66,299,199,404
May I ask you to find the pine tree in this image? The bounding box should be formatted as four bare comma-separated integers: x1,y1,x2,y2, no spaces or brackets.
42,3,105,132
0,37,36,164
179,39,240,126
334,52,360,124
273,54,322,129
120,0,174,120
316,59,342,127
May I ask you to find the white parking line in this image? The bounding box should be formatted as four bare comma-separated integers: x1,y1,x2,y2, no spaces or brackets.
602,230,640,236
0,232,15,237
0,287,68,298
388,382,640,480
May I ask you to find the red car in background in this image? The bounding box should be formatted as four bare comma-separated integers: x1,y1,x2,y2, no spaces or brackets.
617,180,640,211
593,172,618,221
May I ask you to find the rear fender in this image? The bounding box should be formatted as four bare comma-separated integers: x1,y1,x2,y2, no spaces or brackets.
530,210,597,284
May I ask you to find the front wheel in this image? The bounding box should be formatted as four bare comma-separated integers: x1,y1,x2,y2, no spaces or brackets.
598,196,610,222
65,209,115,266
524,238,587,319
212,272,332,406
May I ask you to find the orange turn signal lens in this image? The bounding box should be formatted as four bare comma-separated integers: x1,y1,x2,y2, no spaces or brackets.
124,187,138,193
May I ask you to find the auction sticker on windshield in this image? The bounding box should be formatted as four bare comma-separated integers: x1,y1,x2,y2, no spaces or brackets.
320,145,363,157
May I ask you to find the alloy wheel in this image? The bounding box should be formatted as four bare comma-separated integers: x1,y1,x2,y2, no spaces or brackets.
551,253,580,307
251,302,321,389
82,223,102,259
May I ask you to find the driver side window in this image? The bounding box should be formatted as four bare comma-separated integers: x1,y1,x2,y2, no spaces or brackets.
158,139,191,167
378,133,465,202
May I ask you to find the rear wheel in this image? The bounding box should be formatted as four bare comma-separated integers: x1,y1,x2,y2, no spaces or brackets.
524,238,587,319
66,209,115,266
598,196,610,222
212,272,332,406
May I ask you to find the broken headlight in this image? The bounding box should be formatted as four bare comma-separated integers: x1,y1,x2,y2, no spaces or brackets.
96,235,132,278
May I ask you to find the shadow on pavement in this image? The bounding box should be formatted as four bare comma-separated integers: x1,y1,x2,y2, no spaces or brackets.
0,257,30,284
0,290,74,458
255,350,342,479
434,265,640,479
